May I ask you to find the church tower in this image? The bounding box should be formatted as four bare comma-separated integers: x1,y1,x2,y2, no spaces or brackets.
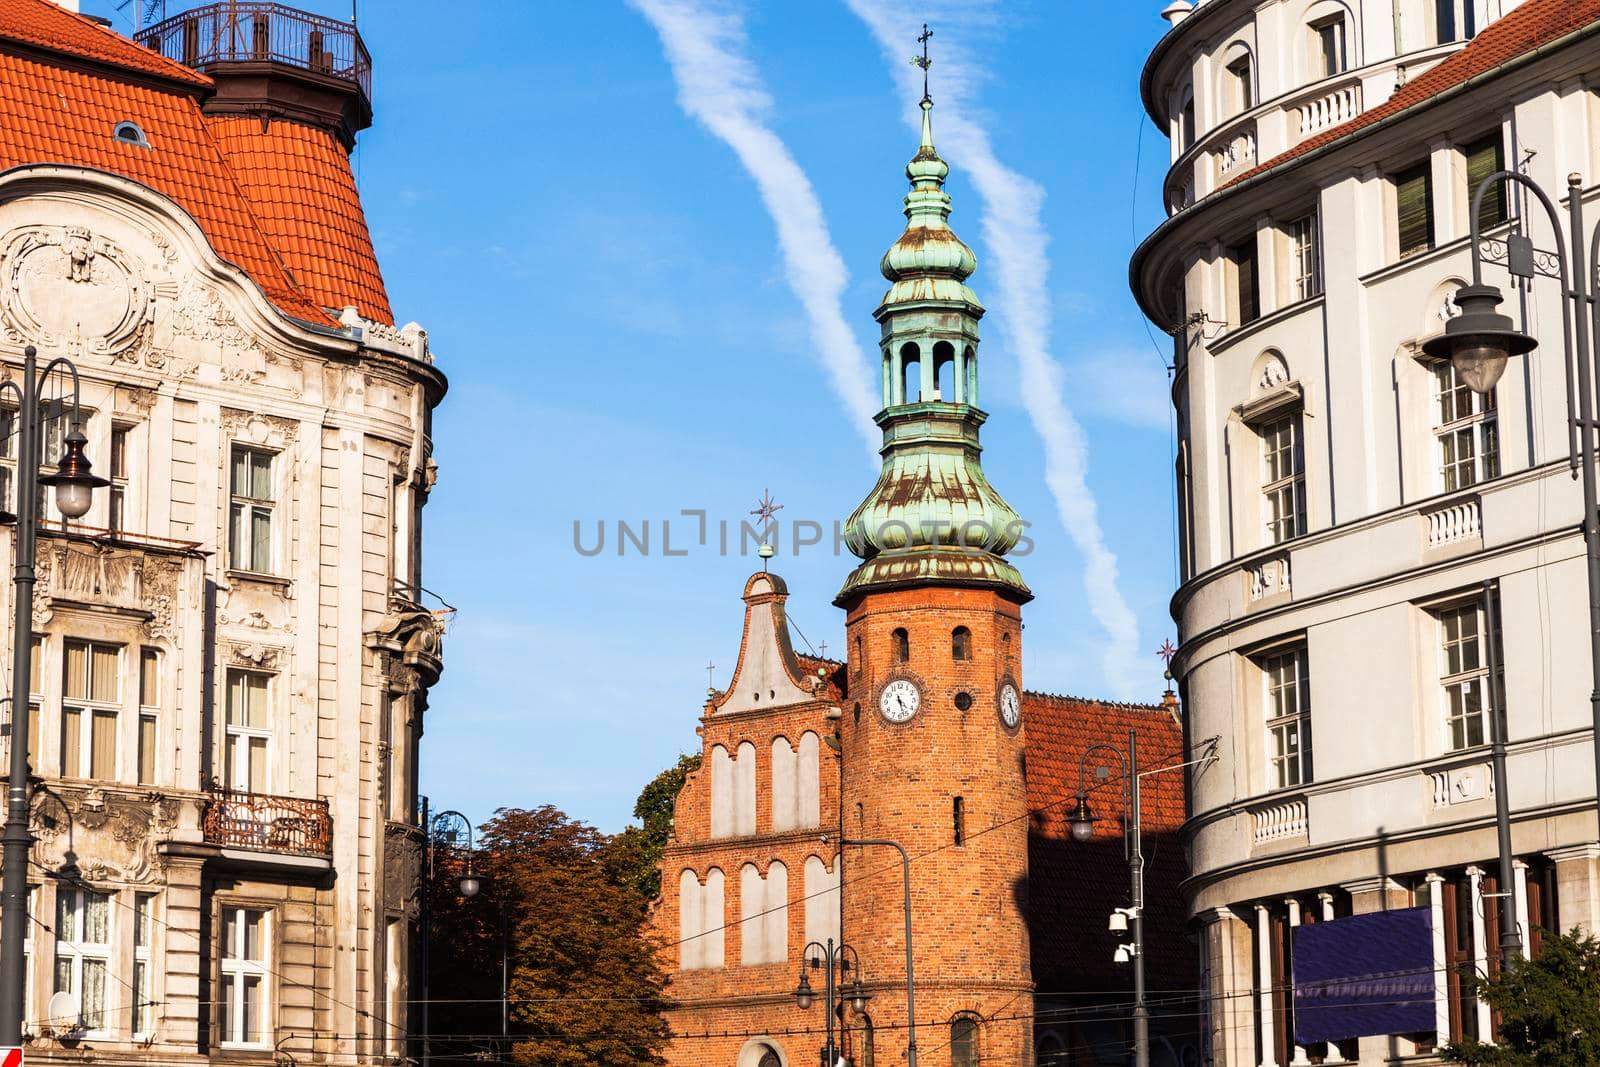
837,88,1033,1065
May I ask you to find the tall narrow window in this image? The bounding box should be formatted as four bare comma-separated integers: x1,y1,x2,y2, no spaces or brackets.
108,425,129,533
951,626,971,661
1290,213,1321,301
1226,54,1253,115
54,889,110,1033
1434,361,1499,491
1261,416,1306,544
892,628,909,664
1262,648,1311,788
1396,161,1436,258
62,640,120,781
1464,133,1506,233
138,649,160,785
953,796,965,846
1438,598,1503,752
1180,94,1196,151
225,670,271,793
219,906,269,1048
1313,16,1347,77
0,405,69,520
951,1015,980,1067
1230,238,1259,325
229,446,275,573
132,893,154,1037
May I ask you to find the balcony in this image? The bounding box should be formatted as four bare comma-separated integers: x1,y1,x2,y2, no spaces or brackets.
203,789,331,860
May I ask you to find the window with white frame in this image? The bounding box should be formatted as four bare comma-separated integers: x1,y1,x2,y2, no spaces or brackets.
1434,361,1499,491
228,446,275,573
1312,15,1347,77
1225,54,1253,115
1262,647,1311,789
1261,415,1306,544
224,669,271,793
1290,213,1321,302
138,649,159,786
54,888,110,1033
61,640,120,781
1437,598,1503,751
132,892,154,1038
0,405,69,521
1432,0,1477,44
219,906,269,1048
108,425,129,533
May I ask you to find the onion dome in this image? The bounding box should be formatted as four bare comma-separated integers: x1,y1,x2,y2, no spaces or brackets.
878,98,982,314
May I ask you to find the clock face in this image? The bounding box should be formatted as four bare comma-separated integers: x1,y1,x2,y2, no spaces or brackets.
999,683,1021,729
879,679,921,723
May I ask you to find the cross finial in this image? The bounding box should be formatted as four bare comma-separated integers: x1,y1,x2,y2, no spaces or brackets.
818,640,828,659
911,23,933,104
706,660,717,689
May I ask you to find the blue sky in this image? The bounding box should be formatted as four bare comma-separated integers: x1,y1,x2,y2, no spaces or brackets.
91,0,1181,834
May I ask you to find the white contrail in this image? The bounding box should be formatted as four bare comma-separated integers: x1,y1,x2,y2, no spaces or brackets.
844,1,1145,697
628,0,880,456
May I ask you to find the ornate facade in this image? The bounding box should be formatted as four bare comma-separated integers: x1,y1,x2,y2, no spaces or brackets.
0,2,445,1063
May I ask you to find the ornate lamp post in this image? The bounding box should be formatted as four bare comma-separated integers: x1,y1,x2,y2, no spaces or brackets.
794,938,870,1066
418,804,485,1066
1419,169,1600,966
0,344,109,1044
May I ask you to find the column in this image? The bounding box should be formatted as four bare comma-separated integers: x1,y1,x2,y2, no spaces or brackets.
919,341,935,403
1255,903,1280,1067
1513,860,1531,958
881,351,892,408
1467,866,1492,1040
890,346,905,406
1425,873,1449,1048
1315,893,1348,1064
1200,907,1255,1067
1283,899,1310,1066
952,346,966,404
1546,844,1600,933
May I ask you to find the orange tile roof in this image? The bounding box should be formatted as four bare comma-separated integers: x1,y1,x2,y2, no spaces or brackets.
0,0,209,87
1024,692,1194,991
1228,0,1600,188
207,116,392,324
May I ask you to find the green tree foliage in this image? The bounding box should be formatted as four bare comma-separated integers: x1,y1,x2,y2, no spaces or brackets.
610,752,700,899
1444,928,1600,1065
425,805,670,1066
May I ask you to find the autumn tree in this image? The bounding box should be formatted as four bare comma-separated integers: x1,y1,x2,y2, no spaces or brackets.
1443,928,1600,1065
608,752,700,898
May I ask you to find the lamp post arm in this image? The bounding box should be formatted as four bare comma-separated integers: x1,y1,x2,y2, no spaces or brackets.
35,356,87,431
838,838,916,1067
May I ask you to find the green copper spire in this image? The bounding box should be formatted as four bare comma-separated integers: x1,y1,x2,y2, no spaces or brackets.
836,92,1029,605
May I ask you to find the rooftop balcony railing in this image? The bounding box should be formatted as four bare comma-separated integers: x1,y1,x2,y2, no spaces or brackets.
137,2,371,101
203,788,332,858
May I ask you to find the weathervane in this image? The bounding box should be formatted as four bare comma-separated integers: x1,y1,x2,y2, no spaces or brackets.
911,23,933,103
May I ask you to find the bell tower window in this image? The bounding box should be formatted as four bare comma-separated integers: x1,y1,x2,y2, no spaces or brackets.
933,341,956,401
892,628,909,664
952,626,971,661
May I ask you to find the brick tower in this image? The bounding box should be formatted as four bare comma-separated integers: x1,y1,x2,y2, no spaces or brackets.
835,89,1034,1066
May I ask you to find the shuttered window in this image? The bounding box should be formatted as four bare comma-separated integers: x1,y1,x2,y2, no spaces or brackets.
1465,133,1506,232
1231,238,1259,325
1395,162,1435,258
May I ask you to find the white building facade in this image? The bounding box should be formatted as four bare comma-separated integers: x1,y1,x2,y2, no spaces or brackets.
1133,0,1600,1063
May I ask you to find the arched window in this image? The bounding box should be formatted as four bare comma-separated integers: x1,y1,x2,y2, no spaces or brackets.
893,628,909,664
900,342,922,404
932,340,955,400
758,1050,781,1067
112,120,150,148
952,626,971,661
853,633,863,674
951,1015,980,1067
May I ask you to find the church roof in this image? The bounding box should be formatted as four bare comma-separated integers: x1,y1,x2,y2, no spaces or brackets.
0,0,394,325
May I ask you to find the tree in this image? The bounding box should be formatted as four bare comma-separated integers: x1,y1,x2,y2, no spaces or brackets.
609,752,700,899
426,805,671,1067
1443,928,1600,1065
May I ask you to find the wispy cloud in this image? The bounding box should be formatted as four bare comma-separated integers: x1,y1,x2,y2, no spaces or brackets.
628,0,879,456
1076,352,1174,434
844,1,1146,696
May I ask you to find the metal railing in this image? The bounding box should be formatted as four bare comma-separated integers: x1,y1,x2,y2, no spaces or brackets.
136,2,371,100
203,789,332,857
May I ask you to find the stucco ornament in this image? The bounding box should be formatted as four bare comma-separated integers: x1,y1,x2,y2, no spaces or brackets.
1255,355,1290,393
0,225,155,360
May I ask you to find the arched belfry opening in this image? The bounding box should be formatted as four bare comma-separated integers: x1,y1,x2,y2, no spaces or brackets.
933,340,956,401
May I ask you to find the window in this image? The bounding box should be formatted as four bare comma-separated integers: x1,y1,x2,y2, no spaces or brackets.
228,446,275,573
62,640,120,781
1396,161,1436,258
55,889,110,1033
112,121,150,147
1433,0,1476,43
1290,213,1321,301
1313,16,1347,77
0,405,68,521
1260,416,1306,544
224,670,271,793
1434,361,1499,491
132,893,154,1037
219,906,268,1048
138,649,159,786
1464,133,1506,233
108,426,129,533
1226,54,1253,114
1230,238,1259,325
1437,598,1503,751
892,628,909,664
951,1015,980,1067
1180,94,1196,151
1262,648,1311,788
953,796,965,846
952,626,971,661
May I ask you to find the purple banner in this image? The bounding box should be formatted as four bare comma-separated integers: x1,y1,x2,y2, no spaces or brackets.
1292,907,1435,1044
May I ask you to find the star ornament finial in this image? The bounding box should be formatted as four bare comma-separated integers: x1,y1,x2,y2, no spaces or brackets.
750,489,784,528
1157,639,1179,666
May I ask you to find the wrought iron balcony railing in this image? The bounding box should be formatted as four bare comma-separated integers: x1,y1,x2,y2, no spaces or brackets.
203,789,332,857
137,2,371,101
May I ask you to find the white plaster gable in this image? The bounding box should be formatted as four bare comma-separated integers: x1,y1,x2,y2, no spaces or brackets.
714,572,816,715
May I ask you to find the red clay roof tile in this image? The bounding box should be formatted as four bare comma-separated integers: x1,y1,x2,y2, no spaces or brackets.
0,0,210,87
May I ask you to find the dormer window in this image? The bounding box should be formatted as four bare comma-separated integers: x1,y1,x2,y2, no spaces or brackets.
112,121,150,148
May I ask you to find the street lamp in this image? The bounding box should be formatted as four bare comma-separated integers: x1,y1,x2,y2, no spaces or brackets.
0,344,108,1045
419,806,504,1066
793,938,869,1066
829,835,918,1067
1419,169,1600,966
1068,729,1207,1067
